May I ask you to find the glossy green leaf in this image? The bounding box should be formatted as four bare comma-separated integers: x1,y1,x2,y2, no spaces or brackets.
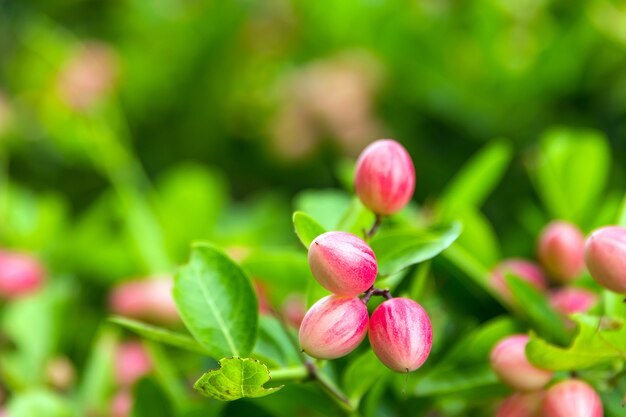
292,211,326,249
371,222,462,276
253,316,301,368
173,242,258,358
342,350,391,406
294,189,352,230
109,316,209,354
194,357,283,401
526,314,626,371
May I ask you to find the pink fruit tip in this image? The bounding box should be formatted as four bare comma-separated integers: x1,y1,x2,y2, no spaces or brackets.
368,297,432,372
108,276,180,324
549,287,598,315
542,379,603,417
308,231,377,296
584,225,626,293
115,341,152,387
299,295,368,359
490,334,553,391
354,139,415,215
537,221,586,282
0,250,46,299
490,259,548,303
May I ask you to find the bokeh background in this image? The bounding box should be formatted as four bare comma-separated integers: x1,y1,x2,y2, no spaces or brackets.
1,0,626,416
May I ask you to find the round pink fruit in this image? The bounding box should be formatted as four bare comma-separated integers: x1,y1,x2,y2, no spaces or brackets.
585,226,626,293
549,287,597,315
368,297,432,372
115,341,152,387
542,379,603,417
490,334,553,391
354,139,415,215
537,221,585,282
496,391,545,417
299,295,368,359
308,231,377,296
108,276,179,324
490,259,548,302
0,250,45,299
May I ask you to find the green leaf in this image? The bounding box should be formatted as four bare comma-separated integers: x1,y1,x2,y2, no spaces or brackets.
453,207,501,267
618,192,626,227
336,197,376,236
439,139,513,217
294,189,352,230
342,350,391,406
173,242,258,358
505,274,570,345
78,327,118,416
131,378,175,417
109,316,209,354
292,211,327,249
371,222,462,276
194,357,283,401
7,390,75,417
253,316,301,368
526,314,626,371
412,364,500,396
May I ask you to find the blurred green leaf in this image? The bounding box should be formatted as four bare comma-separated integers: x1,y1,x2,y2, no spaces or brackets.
336,197,376,237
253,316,301,368
526,314,626,371
453,207,501,267
371,222,462,276
78,327,118,416
439,140,512,217
7,390,75,417
292,211,326,249
294,189,352,230
618,193,626,227
109,316,209,354
342,350,391,406
131,377,175,417
412,363,500,396
173,242,258,358
194,357,283,401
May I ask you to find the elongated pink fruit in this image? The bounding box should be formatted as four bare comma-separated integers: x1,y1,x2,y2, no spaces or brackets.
308,231,377,296
369,297,432,372
585,226,626,293
354,139,415,215
538,221,585,282
0,250,45,298
490,259,548,302
115,341,152,387
299,295,368,359
490,334,553,391
549,287,597,315
542,379,603,417
109,276,179,324
496,391,545,417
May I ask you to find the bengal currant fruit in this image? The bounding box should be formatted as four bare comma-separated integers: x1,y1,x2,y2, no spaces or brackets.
0,250,45,298
115,341,152,387
549,287,597,315
354,139,415,215
299,295,368,359
108,276,179,324
584,225,626,293
368,297,432,372
537,221,585,282
542,379,603,417
490,259,548,302
490,334,553,391
496,391,545,417
308,231,377,296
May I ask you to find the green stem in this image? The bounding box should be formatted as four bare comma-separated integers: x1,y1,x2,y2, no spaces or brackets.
269,366,308,382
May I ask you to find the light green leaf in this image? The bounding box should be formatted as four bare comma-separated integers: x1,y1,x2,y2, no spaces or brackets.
7,390,75,417
294,189,352,230
78,327,117,415
412,364,500,396
292,211,327,249
109,316,209,354
371,222,462,276
526,314,626,371
194,357,283,401
173,242,258,358
253,316,301,368
342,350,391,406
336,197,376,236
453,207,501,267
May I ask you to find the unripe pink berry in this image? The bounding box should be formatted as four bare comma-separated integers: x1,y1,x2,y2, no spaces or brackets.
537,221,585,282
368,297,432,372
496,391,545,417
549,288,597,315
0,250,45,299
354,139,415,215
490,335,553,391
108,276,179,324
308,231,377,296
542,380,603,417
585,226,626,293
110,389,133,417
490,259,548,302
298,295,368,359
115,341,152,387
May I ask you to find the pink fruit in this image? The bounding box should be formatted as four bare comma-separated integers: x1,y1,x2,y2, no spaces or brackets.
585,226,626,293
110,389,133,417
368,297,432,372
115,341,152,387
0,250,45,299
298,295,368,359
354,139,415,215
308,231,377,296
542,380,603,417
282,293,306,327
549,288,597,315
496,391,545,417
490,334,553,391
490,259,548,302
537,221,585,282
109,276,179,324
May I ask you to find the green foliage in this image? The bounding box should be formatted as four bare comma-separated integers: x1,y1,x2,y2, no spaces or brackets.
292,211,326,249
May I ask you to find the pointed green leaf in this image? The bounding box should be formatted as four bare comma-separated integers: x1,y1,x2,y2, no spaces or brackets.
292,211,327,249
173,242,258,358
194,357,283,401
342,350,391,406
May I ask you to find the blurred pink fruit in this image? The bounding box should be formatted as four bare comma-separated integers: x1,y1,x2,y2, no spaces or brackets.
496,391,545,417
115,341,152,387
549,288,597,315
585,226,626,293
490,334,553,391
282,293,306,327
110,389,133,417
537,221,585,282
0,250,45,299
490,259,547,303
542,379,603,417
109,276,179,324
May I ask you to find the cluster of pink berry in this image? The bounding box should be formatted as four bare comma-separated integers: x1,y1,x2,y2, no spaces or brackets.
298,139,433,372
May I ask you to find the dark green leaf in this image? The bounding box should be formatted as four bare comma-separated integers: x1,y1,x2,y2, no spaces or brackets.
292,211,326,249
131,378,175,417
